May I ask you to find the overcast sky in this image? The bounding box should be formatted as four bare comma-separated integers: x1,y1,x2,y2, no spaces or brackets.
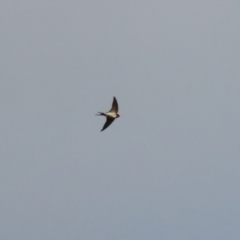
1,1,240,240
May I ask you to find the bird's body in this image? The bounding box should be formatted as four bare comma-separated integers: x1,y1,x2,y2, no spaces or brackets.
96,97,120,131
99,112,118,118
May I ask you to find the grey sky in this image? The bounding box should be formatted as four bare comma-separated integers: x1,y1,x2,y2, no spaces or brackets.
1,1,240,239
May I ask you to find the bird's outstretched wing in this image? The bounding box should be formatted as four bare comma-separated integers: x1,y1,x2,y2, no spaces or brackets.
109,96,118,113
101,117,115,131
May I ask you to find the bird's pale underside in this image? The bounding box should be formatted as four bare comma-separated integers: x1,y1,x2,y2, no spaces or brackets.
96,96,120,131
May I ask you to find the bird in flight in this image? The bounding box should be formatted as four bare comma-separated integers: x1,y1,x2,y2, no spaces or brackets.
96,96,120,131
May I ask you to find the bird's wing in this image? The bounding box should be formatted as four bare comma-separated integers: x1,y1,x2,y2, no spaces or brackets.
109,96,118,113
101,117,115,131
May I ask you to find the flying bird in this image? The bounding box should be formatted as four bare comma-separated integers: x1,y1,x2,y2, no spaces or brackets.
96,96,120,131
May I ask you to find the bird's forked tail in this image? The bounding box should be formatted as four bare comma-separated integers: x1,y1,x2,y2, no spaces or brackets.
96,112,105,116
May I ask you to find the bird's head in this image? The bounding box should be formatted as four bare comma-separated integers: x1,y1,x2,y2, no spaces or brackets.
117,114,120,118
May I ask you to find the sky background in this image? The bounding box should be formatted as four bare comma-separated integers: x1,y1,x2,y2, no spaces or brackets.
1,1,240,239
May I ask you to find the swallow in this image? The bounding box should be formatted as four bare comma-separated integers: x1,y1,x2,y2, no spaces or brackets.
96,96,120,131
